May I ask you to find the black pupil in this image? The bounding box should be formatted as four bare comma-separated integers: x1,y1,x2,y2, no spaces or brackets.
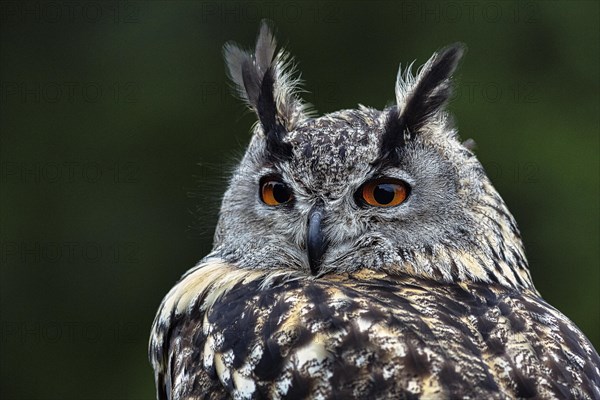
272,182,291,203
373,184,396,204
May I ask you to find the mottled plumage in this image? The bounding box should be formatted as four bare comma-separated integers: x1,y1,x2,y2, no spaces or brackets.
150,21,600,399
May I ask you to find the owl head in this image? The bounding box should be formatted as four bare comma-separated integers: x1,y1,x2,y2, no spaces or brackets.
212,21,534,290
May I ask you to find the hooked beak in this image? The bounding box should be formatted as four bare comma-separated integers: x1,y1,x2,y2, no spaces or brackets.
307,204,329,275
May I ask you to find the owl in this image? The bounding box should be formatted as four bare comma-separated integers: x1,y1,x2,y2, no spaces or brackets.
149,21,600,399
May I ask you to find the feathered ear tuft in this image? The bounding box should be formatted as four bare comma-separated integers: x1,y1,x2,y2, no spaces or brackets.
380,43,465,158
223,20,310,159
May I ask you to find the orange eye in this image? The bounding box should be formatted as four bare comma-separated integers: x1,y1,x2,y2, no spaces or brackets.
260,178,293,206
358,178,409,207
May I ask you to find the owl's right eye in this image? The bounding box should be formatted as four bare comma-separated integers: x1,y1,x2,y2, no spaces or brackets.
260,177,293,206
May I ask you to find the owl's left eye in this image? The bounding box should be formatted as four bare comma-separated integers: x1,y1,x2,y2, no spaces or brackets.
260,177,293,206
356,178,409,208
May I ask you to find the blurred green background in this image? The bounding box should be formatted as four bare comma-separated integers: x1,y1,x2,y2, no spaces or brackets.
0,1,598,398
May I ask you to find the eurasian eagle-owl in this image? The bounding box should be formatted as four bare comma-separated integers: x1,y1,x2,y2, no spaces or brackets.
149,21,600,399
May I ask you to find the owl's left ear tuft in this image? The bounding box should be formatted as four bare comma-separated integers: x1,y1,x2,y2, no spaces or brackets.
224,20,311,159
381,43,465,158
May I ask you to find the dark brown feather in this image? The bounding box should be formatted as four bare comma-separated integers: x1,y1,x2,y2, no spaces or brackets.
151,266,600,399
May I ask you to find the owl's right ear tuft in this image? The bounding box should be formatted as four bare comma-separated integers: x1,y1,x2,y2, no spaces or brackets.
224,20,311,159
